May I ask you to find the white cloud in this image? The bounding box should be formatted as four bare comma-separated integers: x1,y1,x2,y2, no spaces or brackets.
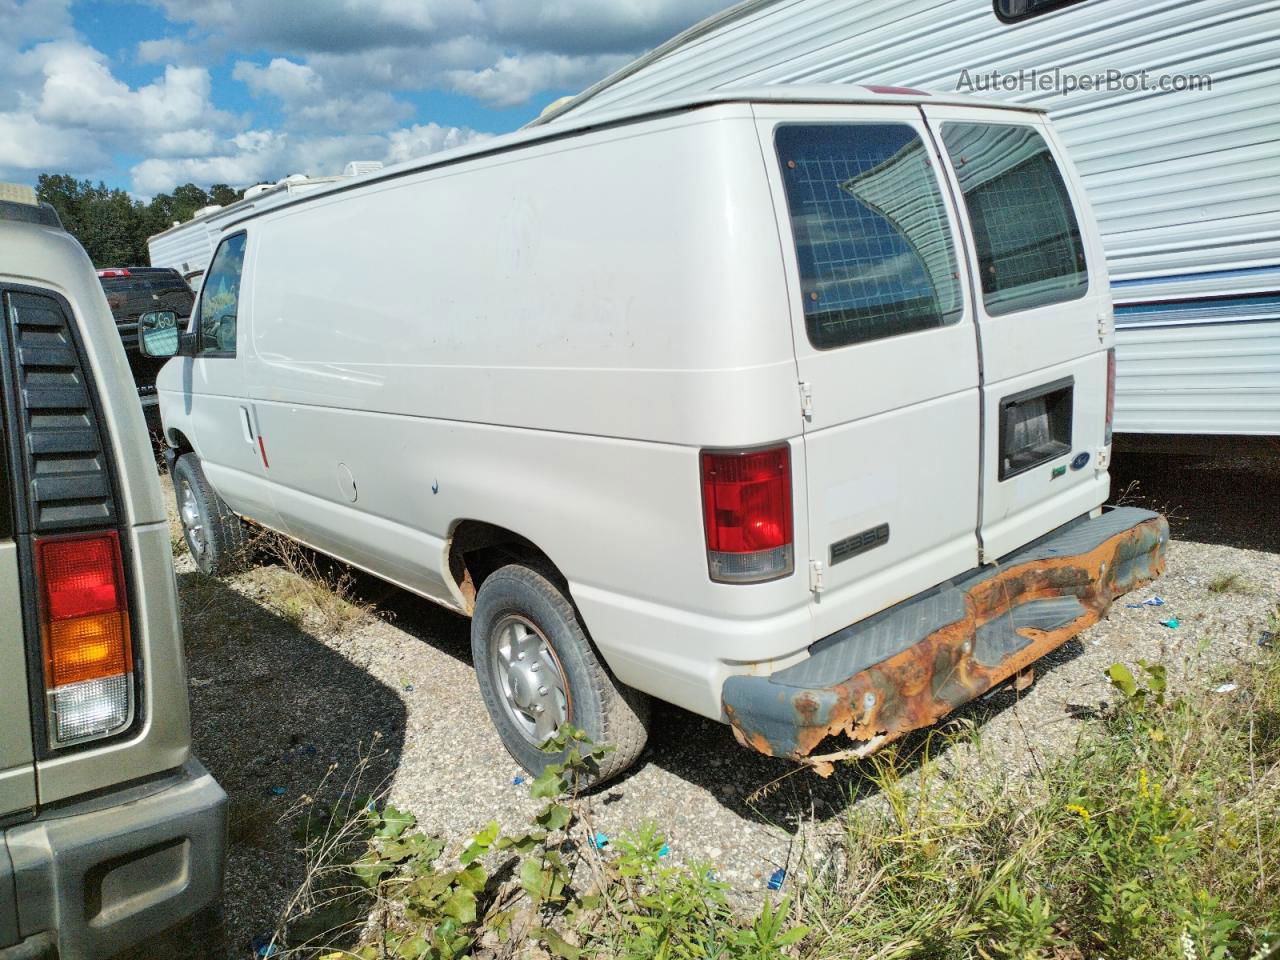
385,122,491,163
35,43,222,132
446,52,631,107
232,57,321,101
0,110,106,170
129,121,489,195
1,0,736,193
147,127,221,157
153,0,731,108
136,36,191,64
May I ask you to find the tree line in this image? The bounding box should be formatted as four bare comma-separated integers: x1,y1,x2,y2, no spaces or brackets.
34,174,244,268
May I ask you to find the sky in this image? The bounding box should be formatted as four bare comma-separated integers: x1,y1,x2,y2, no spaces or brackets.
0,0,734,197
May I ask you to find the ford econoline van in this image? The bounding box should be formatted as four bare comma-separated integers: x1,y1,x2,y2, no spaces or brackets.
145,88,1168,781
0,184,226,958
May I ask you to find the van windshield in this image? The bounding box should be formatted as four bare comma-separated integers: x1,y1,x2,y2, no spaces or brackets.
940,122,1088,315
775,123,964,350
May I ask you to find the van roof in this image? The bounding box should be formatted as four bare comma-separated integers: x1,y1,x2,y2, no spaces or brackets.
216,84,1044,232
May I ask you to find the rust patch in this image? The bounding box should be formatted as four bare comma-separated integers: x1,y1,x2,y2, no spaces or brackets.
730,514,1168,762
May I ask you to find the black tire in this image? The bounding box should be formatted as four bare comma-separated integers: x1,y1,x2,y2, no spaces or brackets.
173,452,248,576
471,564,649,783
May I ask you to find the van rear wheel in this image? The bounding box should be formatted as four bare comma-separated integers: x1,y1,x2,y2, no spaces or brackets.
471,564,649,784
173,453,248,576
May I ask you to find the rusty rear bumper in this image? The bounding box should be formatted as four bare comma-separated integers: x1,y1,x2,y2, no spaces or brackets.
722,507,1169,765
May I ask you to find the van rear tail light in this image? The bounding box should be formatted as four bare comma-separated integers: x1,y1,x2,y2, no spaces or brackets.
700,445,794,583
36,532,134,748
1105,347,1116,444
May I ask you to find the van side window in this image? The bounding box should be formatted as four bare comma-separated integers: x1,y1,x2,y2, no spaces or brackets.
196,232,247,356
940,123,1088,316
775,124,965,351
994,0,1087,23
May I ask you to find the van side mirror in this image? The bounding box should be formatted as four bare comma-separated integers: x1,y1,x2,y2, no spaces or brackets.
137,310,180,358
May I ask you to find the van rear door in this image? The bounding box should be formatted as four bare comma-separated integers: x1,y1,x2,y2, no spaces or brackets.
754,104,982,639
921,106,1112,559
0,344,36,820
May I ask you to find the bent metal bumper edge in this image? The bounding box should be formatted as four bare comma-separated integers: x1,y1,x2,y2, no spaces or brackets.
723,507,1169,770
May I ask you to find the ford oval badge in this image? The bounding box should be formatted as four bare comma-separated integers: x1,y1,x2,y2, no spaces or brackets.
1070,452,1091,471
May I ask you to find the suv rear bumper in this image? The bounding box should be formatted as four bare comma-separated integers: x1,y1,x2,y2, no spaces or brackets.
1,758,226,960
723,507,1169,766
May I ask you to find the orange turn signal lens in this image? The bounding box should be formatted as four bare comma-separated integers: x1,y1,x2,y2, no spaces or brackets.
44,611,132,687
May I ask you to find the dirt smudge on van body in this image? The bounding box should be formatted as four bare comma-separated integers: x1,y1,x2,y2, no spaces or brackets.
726,514,1169,770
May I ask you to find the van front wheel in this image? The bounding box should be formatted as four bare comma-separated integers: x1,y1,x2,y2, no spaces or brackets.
173,453,248,576
471,564,649,784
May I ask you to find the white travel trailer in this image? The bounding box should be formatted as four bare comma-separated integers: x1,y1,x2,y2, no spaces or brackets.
534,0,1280,443
143,87,1167,779
146,163,382,283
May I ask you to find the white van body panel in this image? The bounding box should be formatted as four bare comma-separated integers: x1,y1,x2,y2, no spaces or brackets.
535,0,1280,438
157,91,1116,720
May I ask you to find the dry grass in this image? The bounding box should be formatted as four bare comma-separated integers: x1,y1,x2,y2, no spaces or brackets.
250,530,374,637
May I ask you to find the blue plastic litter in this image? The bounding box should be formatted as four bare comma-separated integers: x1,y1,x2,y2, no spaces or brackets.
250,934,278,956
512,775,525,786
658,843,670,858
589,832,608,849
1160,618,1180,629
1144,596,1165,606
767,868,786,891
271,786,287,796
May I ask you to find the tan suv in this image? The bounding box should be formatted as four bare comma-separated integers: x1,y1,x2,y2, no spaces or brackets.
0,184,226,959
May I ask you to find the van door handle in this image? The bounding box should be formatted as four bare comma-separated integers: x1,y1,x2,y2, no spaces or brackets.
240,406,255,443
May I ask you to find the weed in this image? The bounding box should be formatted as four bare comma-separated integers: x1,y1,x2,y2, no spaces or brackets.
798,649,1280,959
253,531,372,636
276,728,808,959
1207,571,1252,595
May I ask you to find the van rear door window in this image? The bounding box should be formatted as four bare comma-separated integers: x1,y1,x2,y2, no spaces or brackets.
940,122,1088,316
775,123,965,350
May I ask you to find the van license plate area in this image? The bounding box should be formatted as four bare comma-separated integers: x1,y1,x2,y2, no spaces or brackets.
999,377,1073,480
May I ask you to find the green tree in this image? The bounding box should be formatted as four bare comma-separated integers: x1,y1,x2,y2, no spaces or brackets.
34,174,248,268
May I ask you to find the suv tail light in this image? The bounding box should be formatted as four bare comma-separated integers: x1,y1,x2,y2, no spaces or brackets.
1105,347,1116,444
35,531,134,747
700,445,794,583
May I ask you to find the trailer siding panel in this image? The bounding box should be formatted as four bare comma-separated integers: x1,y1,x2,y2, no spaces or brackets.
549,0,1280,436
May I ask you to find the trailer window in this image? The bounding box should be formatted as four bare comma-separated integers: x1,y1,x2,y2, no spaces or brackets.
196,232,246,356
775,123,964,351
940,122,1087,316
995,0,1089,23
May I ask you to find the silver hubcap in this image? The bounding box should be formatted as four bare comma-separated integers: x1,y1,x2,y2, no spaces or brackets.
489,615,570,745
179,480,206,558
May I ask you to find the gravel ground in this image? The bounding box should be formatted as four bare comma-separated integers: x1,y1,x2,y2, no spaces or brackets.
159,453,1279,957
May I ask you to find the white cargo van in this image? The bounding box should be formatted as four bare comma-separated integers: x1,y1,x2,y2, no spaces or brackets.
145,87,1168,780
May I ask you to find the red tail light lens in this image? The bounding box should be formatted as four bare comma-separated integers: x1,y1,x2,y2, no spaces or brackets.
700,445,794,583
95,268,130,278
36,531,134,747
1105,347,1116,444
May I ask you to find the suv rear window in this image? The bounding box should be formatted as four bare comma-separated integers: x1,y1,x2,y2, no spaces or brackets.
775,123,964,350
940,122,1088,316
99,270,194,322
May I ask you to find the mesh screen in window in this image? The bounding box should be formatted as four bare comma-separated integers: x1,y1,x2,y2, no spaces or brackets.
940,122,1088,316
775,124,964,351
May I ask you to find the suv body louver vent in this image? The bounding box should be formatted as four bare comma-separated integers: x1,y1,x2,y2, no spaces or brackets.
2,289,118,531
